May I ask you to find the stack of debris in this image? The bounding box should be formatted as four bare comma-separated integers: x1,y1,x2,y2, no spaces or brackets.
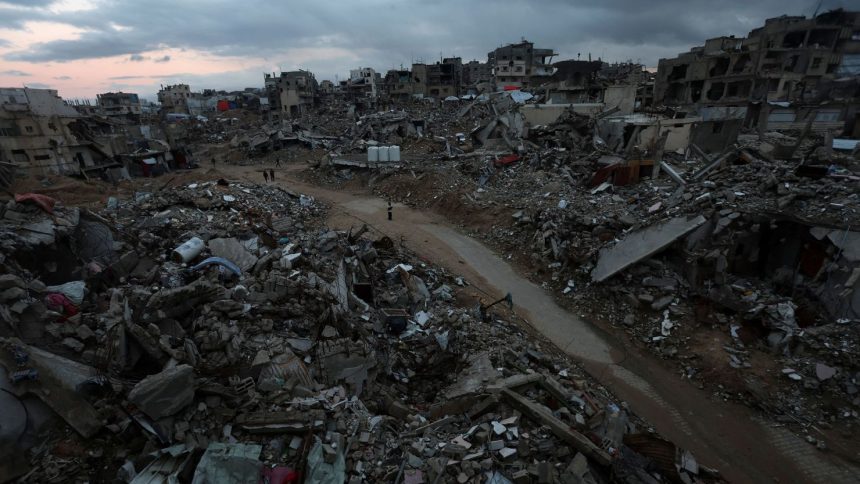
291,96,860,442
0,179,718,483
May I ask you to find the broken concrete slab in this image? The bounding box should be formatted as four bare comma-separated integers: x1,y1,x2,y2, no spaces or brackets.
128,364,195,419
591,215,706,282
208,237,259,272
0,339,102,438
443,353,502,400
501,388,612,466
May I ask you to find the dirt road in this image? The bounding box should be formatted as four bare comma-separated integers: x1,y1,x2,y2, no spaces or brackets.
228,163,859,483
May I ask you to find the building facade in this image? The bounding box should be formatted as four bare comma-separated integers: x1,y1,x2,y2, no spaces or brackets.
464,60,492,86
654,9,860,136
264,70,318,119
157,84,191,114
489,40,557,88
383,70,414,100
408,58,464,98
0,88,109,176
347,67,380,99
96,92,142,117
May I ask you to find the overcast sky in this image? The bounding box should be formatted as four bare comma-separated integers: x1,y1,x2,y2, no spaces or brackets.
0,0,849,100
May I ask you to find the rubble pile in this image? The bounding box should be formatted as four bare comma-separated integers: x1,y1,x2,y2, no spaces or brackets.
290,96,860,440
0,181,718,482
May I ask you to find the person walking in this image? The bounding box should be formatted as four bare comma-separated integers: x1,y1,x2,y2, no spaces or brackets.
275,157,281,167
387,199,393,221
269,169,275,181
211,157,216,166
263,170,269,183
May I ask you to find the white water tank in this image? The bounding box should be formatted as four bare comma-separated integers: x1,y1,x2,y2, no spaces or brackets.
389,145,401,162
367,146,379,162
378,146,390,162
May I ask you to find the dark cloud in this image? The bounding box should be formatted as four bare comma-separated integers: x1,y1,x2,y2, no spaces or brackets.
154,55,171,63
6,33,144,62
129,54,146,62
1,0,852,81
0,4,46,29
0,1,56,6
0,69,30,76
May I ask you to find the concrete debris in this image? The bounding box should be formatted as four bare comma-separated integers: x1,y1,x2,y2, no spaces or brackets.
591,215,706,282
128,364,196,419
5,25,860,480
0,177,716,483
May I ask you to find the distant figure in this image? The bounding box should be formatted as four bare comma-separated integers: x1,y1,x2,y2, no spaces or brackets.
269,169,275,181
211,157,216,165
275,158,281,167
387,199,393,221
263,170,269,183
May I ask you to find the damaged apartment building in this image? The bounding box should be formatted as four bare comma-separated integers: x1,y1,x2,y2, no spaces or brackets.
264,70,318,122
157,83,192,115
0,87,111,180
543,60,648,113
96,92,142,119
655,9,860,144
490,39,557,89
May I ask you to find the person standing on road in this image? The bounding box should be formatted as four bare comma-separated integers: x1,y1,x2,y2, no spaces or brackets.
275,157,281,167
211,157,216,166
269,169,275,181
387,199,393,221
263,170,269,183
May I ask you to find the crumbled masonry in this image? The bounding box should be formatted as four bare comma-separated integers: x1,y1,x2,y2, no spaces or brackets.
2,13,859,481
0,179,721,482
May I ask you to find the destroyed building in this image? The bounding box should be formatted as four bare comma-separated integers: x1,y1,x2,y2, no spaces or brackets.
264,70,319,120
654,9,860,137
383,69,415,101
157,84,192,115
2,13,859,481
346,67,381,100
0,87,111,178
489,40,557,88
96,92,142,119
319,80,336,96
463,60,493,88
409,58,465,99
0,175,722,483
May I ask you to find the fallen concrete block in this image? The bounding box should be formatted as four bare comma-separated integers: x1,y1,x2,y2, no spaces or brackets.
591,215,706,282
128,364,195,419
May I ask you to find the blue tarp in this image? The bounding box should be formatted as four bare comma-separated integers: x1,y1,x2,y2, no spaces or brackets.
191,257,242,276
508,90,534,104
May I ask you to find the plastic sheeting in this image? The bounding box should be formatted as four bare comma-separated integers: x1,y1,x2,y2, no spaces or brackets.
191,443,262,484
507,90,534,104
45,281,86,306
